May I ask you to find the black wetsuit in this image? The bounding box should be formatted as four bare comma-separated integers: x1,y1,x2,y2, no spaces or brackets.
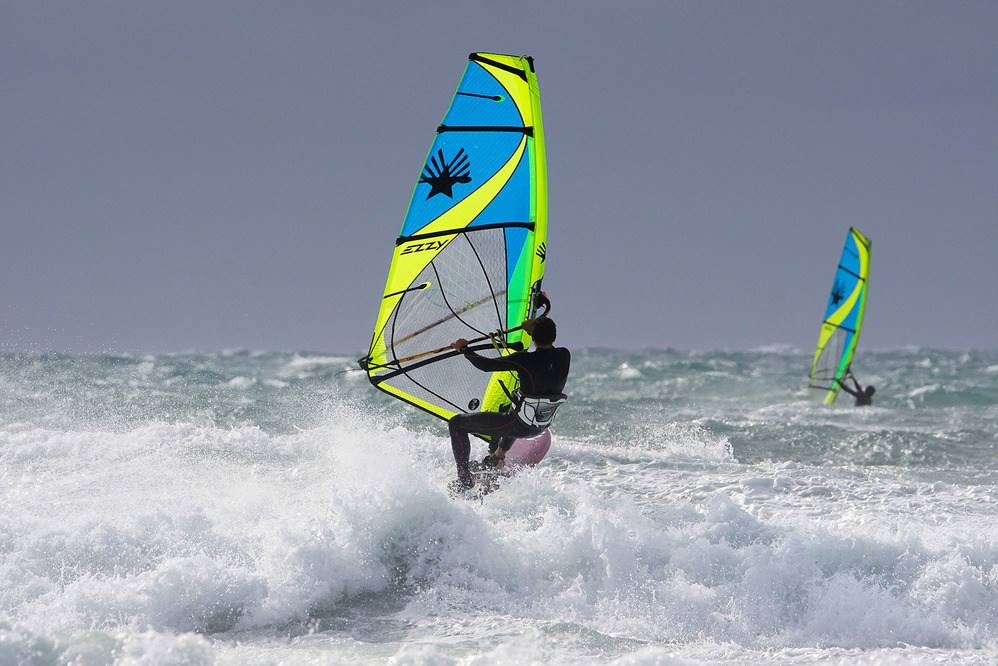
449,346,571,482
838,377,873,406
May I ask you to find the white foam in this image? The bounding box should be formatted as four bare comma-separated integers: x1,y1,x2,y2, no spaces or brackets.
4,348,998,664
618,363,642,379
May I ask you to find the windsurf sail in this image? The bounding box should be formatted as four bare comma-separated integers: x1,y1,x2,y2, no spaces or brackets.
359,53,548,423
808,227,871,404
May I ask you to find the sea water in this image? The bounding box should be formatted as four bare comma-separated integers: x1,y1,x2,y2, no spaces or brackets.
1,347,997,665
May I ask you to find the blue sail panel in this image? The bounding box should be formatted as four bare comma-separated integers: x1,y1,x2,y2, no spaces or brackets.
442,62,526,129
397,59,531,240
399,131,524,238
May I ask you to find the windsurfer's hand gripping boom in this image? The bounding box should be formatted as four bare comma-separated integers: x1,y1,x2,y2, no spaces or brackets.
450,318,542,353
397,292,552,364
385,325,514,366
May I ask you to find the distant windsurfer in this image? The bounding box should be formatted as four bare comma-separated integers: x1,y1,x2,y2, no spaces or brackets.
447,316,570,492
835,369,875,406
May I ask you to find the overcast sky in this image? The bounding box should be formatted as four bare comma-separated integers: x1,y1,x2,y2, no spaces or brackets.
2,2,995,354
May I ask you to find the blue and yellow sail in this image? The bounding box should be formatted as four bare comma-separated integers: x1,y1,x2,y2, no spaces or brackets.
808,227,871,404
360,53,548,422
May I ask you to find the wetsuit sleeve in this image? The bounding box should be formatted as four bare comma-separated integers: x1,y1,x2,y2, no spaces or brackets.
837,380,859,397
461,349,523,373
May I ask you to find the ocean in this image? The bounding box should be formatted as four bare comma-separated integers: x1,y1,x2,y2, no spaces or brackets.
2,347,997,665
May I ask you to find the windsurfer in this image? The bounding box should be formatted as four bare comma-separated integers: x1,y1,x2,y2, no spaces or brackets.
835,370,875,406
447,316,570,491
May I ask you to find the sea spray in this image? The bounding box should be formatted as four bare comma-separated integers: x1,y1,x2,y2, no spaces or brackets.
1,348,997,664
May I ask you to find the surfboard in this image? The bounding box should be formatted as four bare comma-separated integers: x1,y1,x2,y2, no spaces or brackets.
504,428,551,466
357,53,553,486
467,430,551,498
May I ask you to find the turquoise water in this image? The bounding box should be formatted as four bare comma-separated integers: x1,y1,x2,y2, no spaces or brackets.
1,348,997,664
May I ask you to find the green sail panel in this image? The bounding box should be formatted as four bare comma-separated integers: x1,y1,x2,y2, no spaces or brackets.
809,227,871,404
360,53,548,422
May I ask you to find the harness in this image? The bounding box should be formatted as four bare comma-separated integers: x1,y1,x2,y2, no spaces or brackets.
506,387,567,429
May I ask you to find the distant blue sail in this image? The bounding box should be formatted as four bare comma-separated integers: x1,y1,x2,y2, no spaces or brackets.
809,228,871,404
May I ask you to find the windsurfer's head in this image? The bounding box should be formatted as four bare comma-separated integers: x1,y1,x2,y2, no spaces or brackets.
532,317,557,346
866,386,876,397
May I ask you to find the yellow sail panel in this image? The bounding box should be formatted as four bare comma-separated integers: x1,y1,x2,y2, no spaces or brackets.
360,53,548,423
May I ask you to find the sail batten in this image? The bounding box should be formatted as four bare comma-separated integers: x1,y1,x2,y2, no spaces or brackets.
360,53,548,423
438,125,534,135
398,222,534,245
808,227,871,404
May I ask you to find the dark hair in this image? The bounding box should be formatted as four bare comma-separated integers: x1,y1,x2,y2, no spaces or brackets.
532,317,557,345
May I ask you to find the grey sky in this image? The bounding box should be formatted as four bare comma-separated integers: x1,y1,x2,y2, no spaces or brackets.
2,2,995,354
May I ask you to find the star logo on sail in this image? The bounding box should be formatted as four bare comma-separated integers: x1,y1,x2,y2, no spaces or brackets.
420,148,471,199
536,242,546,263
830,280,845,306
